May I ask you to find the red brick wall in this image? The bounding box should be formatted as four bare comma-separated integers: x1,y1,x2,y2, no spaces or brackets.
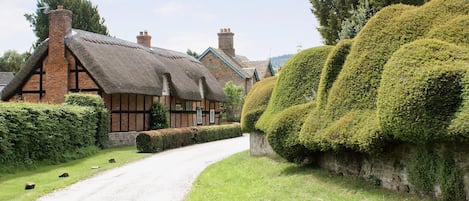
199,51,246,89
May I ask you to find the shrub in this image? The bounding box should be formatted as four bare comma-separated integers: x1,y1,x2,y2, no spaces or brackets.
377,39,468,143
149,102,169,130
221,81,244,122
136,128,195,153
136,124,242,153
266,102,316,163
65,93,110,148
240,77,276,132
0,103,99,168
427,15,469,47
192,124,242,143
256,46,332,132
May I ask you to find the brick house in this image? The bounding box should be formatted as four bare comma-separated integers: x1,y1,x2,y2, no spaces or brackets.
0,6,226,132
198,28,275,95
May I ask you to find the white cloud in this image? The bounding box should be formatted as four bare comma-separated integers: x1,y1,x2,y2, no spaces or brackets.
153,1,214,21
0,1,36,53
157,32,215,55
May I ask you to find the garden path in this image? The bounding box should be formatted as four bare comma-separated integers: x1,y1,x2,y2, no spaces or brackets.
37,134,249,201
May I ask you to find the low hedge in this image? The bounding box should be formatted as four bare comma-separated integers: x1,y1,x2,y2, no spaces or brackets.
136,124,242,153
65,93,110,148
0,103,99,168
240,76,277,132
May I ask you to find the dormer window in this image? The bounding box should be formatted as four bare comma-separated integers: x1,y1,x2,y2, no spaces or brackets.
162,75,169,96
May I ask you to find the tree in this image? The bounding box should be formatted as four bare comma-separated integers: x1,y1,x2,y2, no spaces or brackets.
186,49,200,59
339,0,376,40
25,0,109,48
0,50,31,74
309,0,429,45
221,81,244,122
149,102,169,130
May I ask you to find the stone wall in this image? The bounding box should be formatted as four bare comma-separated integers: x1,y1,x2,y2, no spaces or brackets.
108,131,139,147
249,132,277,157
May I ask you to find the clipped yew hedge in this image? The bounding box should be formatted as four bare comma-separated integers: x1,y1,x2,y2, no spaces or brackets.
0,103,99,168
377,39,469,143
136,124,242,153
240,76,276,132
256,46,332,132
266,102,316,162
65,93,110,148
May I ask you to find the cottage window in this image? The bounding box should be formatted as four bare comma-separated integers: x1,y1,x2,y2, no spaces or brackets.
175,104,183,111
196,107,203,125
185,101,193,111
162,75,170,96
209,109,215,124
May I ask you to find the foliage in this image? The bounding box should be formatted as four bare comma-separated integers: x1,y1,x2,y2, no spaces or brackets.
24,0,108,47
192,124,242,143
427,15,469,48
377,39,468,143
266,102,316,163
221,81,244,122
339,0,376,40
149,102,169,130
0,102,99,168
0,50,31,74
65,93,110,148
309,0,428,45
407,147,465,201
240,76,276,132
186,49,200,59
136,124,242,153
256,46,332,132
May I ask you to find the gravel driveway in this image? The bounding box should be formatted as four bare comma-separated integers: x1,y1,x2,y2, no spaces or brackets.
37,134,249,201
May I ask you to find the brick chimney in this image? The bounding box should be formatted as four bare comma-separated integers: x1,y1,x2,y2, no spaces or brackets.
218,28,235,57
137,31,152,48
44,5,72,103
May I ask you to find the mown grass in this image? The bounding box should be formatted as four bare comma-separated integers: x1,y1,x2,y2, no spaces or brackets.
0,146,151,201
185,151,431,201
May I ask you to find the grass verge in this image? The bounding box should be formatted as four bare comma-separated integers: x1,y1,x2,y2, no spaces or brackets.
185,151,431,201
0,146,151,201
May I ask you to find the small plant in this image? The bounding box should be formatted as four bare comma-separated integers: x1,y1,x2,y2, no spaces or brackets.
149,102,169,130
221,81,244,122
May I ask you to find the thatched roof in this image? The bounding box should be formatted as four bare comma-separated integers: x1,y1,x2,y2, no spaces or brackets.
1,29,226,102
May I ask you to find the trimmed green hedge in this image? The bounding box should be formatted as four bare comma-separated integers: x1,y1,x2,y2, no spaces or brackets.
427,15,469,47
256,46,332,132
266,102,316,162
65,93,110,148
378,39,469,143
240,76,277,132
136,124,242,153
0,103,99,168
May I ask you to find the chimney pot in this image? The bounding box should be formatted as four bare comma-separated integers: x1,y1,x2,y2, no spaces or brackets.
139,31,143,35
218,28,235,57
137,31,152,48
57,5,63,10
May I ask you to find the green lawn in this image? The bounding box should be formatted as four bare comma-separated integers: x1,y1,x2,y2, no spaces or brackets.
185,151,431,201
0,146,151,201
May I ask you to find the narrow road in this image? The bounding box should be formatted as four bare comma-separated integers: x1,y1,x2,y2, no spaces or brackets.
37,134,249,201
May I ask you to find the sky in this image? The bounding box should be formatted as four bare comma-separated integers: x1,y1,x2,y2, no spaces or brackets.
0,0,323,61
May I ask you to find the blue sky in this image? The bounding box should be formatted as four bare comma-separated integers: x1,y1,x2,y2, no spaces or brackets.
0,0,323,60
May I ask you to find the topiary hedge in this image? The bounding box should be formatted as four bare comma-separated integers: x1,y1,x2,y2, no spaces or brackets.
256,46,332,132
266,102,316,162
240,76,276,132
136,124,242,153
65,93,110,148
377,39,468,143
0,103,99,169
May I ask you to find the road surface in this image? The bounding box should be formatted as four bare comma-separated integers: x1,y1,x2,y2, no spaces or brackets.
37,134,249,201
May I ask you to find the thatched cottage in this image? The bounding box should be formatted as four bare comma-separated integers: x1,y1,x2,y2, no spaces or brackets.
0,6,226,132
198,28,275,94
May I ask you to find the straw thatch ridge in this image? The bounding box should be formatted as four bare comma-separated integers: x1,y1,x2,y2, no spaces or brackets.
1,29,226,102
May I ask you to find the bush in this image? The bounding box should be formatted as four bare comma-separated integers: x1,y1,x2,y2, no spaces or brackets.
136,124,242,153
65,93,110,148
256,46,332,132
266,102,316,163
193,123,242,143
240,77,276,132
0,103,99,168
136,128,195,153
377,39,468,143
149,102,169,130
221,81,244,122
427,15,469,47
